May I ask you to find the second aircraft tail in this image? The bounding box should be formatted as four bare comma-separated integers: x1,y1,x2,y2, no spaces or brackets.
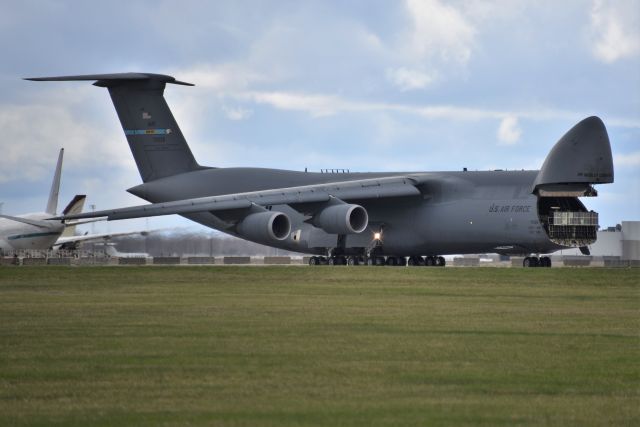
45,148,64,215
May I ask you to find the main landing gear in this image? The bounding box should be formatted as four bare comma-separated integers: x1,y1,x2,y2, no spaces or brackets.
523,256,552,268
308,255,446,267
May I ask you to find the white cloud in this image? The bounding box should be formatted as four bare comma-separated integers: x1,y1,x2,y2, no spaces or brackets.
222,105,253,121
497,116,522,145
172,63,640,128
404,0,476,64
234,89,640,129
173,63,266,92
590,0,640,63
0,102,131,184
245,91,345,117
614,151,640,167
386,67,437,91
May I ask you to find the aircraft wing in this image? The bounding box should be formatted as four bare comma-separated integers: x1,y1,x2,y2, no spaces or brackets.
53,230,149,247
64,217,108,226
54,175,422,221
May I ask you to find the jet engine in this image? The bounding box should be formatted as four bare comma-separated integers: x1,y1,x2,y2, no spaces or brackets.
237,211,291,242
312,204,368,234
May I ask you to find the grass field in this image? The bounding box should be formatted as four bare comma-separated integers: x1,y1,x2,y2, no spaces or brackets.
0,266,638,426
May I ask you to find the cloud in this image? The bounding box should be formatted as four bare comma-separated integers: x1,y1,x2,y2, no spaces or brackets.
235,88,640,130
0,89,134,184
0,100,144,219
497,116,522,145
222,105,253,121
245,91,345,117
404,0,476,64
386,67,437,91
614,151,640,167
590,0,640,63
173,63,266,93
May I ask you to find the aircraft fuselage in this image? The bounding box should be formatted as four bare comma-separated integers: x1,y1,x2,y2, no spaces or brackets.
0,213,64,252
128,167,567,256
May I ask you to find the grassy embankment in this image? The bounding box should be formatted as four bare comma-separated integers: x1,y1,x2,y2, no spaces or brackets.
0,266,638,426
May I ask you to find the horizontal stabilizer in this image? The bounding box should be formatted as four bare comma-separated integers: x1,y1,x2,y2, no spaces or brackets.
25,73,194,86
0,214,55,229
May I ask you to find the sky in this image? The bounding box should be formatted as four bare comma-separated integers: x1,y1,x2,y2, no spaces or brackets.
0,0,638,236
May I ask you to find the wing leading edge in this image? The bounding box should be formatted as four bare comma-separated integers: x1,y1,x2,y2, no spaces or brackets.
53,176,422,222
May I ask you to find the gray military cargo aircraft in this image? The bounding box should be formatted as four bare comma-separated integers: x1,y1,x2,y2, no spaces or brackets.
27,73,614,267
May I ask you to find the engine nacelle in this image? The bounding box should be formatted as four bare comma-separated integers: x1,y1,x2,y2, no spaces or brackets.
312,204,368,234
237,211,291,242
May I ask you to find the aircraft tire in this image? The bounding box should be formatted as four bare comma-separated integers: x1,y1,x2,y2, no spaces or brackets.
425,256,435,267
436,256,446,267
523,257,541,268
309,256,318,266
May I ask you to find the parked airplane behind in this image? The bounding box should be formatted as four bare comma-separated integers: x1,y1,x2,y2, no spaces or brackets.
0,149,68,252
29,73,614,267
0,148,113,253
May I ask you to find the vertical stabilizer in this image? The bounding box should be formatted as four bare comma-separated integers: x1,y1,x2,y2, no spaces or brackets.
60,195,86,237
46,148,64,215
26,73,203,182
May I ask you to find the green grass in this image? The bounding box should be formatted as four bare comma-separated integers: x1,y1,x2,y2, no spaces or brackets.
0,266,638,426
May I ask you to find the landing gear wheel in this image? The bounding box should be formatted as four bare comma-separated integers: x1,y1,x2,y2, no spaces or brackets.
396,257,406,267
367,257,375,266
347,257,357,266
425,256,435,267
523,257,541,268
540,256,552,268
436,256,446,267
375,257,385,266
408,257,416,266
309,256,318,266
386,257,397,266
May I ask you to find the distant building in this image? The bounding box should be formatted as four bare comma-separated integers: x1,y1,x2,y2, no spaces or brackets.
558,221,640,260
